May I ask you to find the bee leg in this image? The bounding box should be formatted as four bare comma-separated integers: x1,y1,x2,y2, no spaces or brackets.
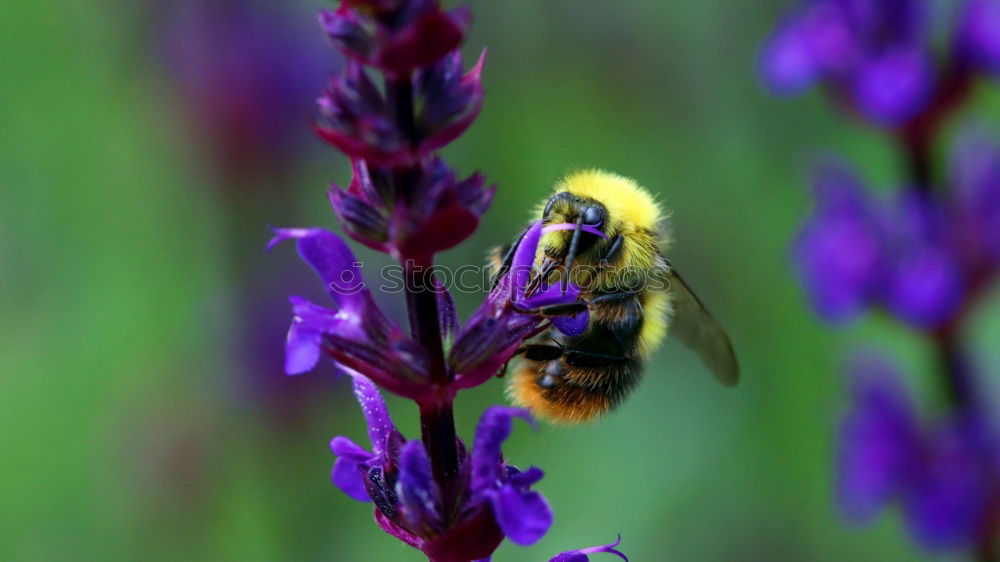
562,350,630,368
520,343,565,361
496,343,564,378
513,301,588,317
597,234,624,267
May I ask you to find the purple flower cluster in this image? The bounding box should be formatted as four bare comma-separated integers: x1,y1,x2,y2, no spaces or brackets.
762,0,1000,556
760,0,934,124
838,354,999,550
267,0,622,560
793,132,1000,329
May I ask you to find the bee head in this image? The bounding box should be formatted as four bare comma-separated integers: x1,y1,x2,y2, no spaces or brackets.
540,191,609,263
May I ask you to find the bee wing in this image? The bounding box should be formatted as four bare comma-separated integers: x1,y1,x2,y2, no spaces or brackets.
656,266,740,386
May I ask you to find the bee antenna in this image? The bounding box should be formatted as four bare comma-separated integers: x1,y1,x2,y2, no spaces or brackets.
562,214,585,295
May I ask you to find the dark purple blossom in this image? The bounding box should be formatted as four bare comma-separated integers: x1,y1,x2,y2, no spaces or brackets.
319,2,470,78
330,375,554,560
549,535,629,562
837,354,999,550
759,0,933,125
269,221,588,398
314,51,484,168
328,156,495,258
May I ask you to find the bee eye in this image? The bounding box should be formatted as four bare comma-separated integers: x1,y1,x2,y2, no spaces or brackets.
581,206,603,226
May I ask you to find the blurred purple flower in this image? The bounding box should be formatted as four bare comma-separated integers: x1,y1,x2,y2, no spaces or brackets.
759,0,933,125
793,162,884,322
160,0,330,185
957,0,1000,72
837,354,921,521
331,376,553,560
950,128,1000,278
837,354,999,550
549,535,629,562
793,160,968,329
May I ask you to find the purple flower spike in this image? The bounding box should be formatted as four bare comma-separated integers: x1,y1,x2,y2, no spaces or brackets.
837,354,920,523
550,535,629,562
793,163,884,322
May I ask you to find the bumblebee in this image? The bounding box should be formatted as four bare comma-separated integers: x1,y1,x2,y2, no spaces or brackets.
491,170,739,423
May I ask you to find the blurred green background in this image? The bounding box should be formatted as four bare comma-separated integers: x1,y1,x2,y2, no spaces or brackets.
4,0,999,560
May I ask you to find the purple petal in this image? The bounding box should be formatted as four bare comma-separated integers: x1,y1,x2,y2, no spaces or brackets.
958,0,1000,71
396,440,443,532
285,315,323,375
377,7,467,76
507,466,544,488
329,435,373,462
437,281,460,344
837,355,920,523
268,228,368,309
951,128,1000,266
522,282,582,309
903,422,991,549
332,457,371,502
758,13,820,95
852,46,932,126
351,375,399,456
550,535,629,562
801,1,857,72
885,247,962,329
327,188,389,251
510,221,544,306
793,163,883,322
419,50,486,154
488,486,553,546
318,8,373,61
550,310,590,338
471,407,536,493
